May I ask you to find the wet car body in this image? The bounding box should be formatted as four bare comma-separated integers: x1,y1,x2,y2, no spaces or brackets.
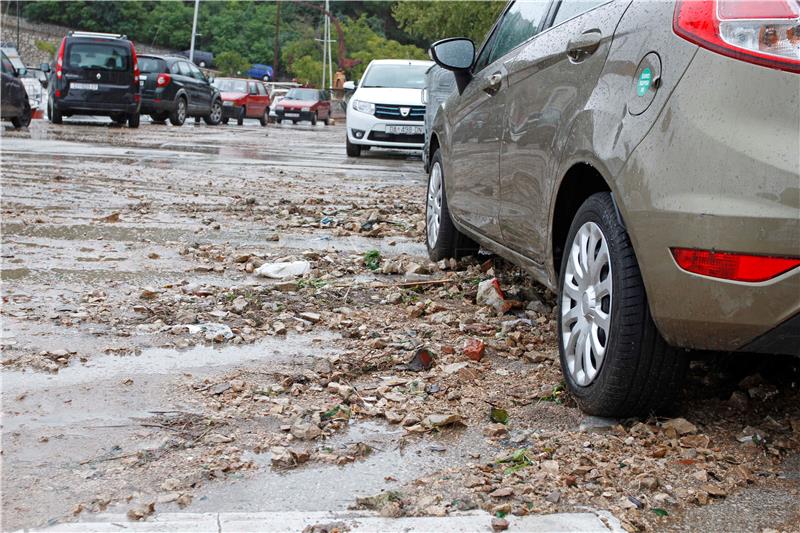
47,31,141,127
1,50,31,128
214,78,270,126
274,88,332,125
427,0,800,416
138,54,222,126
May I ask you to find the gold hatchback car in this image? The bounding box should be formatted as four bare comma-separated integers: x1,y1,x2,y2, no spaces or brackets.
425,0,800,416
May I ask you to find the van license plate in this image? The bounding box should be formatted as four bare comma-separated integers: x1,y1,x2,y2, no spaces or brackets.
72,83,98,91
386,125,423,135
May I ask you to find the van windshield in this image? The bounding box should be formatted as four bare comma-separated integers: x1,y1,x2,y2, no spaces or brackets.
67,42,130,71
361,64,429,89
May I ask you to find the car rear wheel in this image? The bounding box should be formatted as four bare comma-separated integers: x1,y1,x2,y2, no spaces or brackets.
323,115,331,126
237,106,245,126
311,112,317,126
170,97,187,126
48,98,62,124
276,118,282,124
425,149,479,261
11,103,31,128
259,108,268,127
346,137,361,157
557,192,686,417
204,100,222,125
128,112,140,128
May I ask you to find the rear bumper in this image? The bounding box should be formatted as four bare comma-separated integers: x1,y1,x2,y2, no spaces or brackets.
617,49,800,352
54,97,139,115
139,97,175,114
740,313,800,356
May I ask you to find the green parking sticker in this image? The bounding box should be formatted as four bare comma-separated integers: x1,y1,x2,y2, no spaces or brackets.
637,67,652,97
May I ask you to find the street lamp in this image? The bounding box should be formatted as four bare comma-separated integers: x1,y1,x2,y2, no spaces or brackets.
189,0,200,63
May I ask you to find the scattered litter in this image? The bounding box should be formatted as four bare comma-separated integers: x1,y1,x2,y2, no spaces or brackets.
463,338,485,361
476,278,507,314
182,323,234,342
255,261,311,279
405,347,434,372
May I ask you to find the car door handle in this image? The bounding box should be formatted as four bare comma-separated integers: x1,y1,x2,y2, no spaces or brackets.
483,73,503,95
566,29,602,62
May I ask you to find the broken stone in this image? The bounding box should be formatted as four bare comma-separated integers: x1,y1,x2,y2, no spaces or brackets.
299,311,322,323
423,413,463,428
491,517,510,531
291,421,322,440
126,502,155,521
490,487,514,498
462,338,485,361
662,417,698,435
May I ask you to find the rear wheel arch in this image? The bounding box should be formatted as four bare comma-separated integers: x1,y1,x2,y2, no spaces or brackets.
551,163,615,277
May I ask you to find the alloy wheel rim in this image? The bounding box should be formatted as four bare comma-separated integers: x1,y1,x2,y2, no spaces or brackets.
426,162,443,249
561,221,613,387
178,101,186,123
212,103,221,122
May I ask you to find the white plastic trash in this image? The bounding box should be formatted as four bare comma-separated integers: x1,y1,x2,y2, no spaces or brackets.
255,260,311,279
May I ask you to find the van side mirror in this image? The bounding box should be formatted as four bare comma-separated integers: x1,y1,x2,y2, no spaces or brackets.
16,66,27,77
429,37,475,94
343,80,355,91
40,63,50,73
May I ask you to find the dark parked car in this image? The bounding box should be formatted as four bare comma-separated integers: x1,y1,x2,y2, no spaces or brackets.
1,50,31,128
426,0,799,417
213,78,270,126
47,31,141,127
138,54,222,126
273,88,331,125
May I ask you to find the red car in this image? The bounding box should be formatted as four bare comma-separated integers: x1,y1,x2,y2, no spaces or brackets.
214,78,270,126
274,88,331,126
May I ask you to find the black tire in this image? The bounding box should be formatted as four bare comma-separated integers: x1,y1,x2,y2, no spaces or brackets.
48,98,62,124
259,108,268,126
150,112,168,123
323,115,330,126
292,120,298,125
128,112,140,128
310,112,317,126
204,99,222,125
237,106,245,126
346,136,361,157
424,149,479,261
276,118,282,124
170,97,187,126
11,103,31,128
557,192,687,418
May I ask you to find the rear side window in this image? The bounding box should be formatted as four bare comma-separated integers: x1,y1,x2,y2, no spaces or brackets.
170,62,181,75
256,83,267,96
139,57,166,73
178,62,193,77
66,42,130,71
489,0,551,63
249,82,258,95
552,0,607,26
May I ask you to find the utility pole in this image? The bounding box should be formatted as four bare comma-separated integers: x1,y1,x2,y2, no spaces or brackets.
16,0,20,50
273,0,280,80
318,0,334,90
189,0,200,63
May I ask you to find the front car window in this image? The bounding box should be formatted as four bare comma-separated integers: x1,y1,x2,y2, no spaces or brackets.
360,64,429,89
488,0,551,63
552,0,607,26
284,88,319,101
256,83,267,96
66,42,130,71
188,63,205,80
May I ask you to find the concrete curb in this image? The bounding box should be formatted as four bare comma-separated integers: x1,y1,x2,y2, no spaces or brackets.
26,509,623,532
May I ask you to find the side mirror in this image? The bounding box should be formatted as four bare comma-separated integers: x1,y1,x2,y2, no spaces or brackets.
208,75,215,84
40,63,50,73
429,37,475,94
343,80,355,91
16,66,27,77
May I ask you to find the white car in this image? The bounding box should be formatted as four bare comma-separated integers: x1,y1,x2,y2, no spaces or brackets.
345,59,433,157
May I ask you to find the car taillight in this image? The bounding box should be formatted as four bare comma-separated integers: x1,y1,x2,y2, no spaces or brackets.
130,43,140,84
673,0,800,73
56,37,65,80
156,73,171,87
671,248,800,282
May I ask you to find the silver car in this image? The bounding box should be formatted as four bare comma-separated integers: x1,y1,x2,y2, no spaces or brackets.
426,0,800,416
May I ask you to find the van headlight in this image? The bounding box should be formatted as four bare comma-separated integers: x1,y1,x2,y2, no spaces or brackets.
353,99,374,115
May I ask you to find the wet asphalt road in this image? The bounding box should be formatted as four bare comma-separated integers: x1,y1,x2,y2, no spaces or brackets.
1,116,429,529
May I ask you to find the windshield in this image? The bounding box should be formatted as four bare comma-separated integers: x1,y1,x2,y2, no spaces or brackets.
361,64,429,89
139,57,166,73
285,88,318,101
214,79,248,92
66,43,130,71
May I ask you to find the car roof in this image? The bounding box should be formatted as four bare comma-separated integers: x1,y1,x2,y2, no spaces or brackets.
368,59,434,67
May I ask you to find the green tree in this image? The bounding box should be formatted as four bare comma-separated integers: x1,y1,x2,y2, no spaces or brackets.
392,1,505,46
215,50,249,77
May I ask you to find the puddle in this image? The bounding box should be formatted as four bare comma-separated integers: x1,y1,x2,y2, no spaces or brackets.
186,420,495,513
2,333,338,394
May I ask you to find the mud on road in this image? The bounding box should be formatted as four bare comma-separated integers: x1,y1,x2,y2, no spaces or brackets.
2,119,799,532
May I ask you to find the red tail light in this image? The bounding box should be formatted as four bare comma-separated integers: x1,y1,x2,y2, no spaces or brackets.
130,43,140,84
55,37,66,81
673,0,800,73
156,73,171,87
671,248,800,282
